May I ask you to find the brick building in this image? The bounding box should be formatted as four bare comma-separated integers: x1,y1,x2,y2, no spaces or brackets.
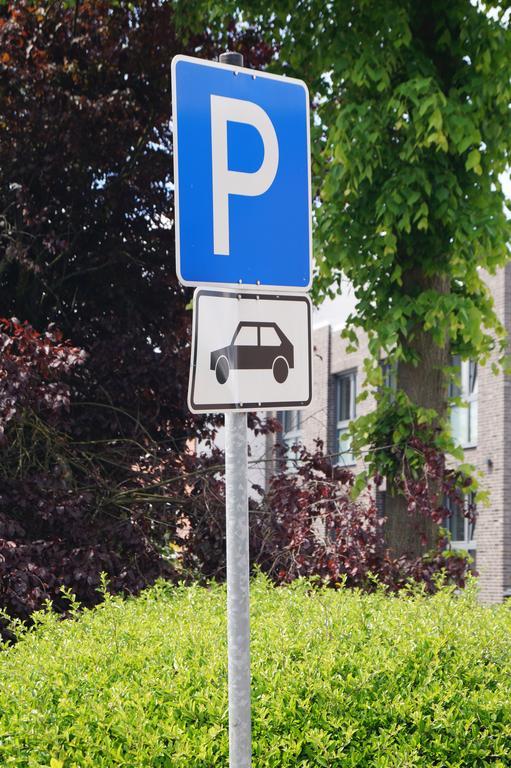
270,266,511,603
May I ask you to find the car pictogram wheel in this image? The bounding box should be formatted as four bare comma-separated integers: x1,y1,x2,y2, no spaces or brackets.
215,355,230,384
272,356,289,383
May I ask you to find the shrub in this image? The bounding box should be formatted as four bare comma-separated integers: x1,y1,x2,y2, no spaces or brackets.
1,576,510,767
251,441,472,593
0,316,176,631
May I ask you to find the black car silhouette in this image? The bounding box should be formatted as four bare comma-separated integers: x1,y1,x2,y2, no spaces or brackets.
210,321,294,384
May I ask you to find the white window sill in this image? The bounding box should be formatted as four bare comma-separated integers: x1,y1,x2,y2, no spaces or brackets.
447,542,476,551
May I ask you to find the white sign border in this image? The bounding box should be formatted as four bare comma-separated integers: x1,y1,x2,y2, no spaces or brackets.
188,288,313,413
171,54,313,293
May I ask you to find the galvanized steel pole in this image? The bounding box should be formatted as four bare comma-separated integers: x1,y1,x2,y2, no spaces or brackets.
219,51,244,67
225,410,251,768
220,51,252,768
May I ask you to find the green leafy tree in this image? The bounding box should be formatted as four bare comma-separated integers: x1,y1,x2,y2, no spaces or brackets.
186,0,511,553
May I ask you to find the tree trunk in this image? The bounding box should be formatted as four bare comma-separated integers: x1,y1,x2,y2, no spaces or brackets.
384,271,450,557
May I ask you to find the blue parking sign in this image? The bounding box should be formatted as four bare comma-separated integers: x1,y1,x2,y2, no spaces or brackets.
171,55,312,291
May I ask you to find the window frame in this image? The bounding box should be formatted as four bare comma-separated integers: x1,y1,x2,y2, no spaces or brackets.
378,360,397,404
335,370,357,467
380,361,397,391
276,409,303,472
449,357,478,449
444,492,477,553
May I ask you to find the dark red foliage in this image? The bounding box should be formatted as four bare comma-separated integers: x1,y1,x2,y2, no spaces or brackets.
398,433,476,529
393,547,473,592
0,0,276,634
250,441,471,593
0,317,85,440
0,316,175,629
175,437,472,594
253,441,387,588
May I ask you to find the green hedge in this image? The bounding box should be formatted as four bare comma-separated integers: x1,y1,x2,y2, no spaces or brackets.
1,577,510,767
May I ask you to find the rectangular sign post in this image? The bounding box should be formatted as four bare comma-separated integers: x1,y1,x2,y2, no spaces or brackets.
172,48,312,768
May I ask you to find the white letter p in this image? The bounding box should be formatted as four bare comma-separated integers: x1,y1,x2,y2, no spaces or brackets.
210,95,279,256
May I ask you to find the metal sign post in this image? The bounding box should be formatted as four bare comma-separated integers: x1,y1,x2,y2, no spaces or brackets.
225,410,251,767
171,47,312,768
220,48,252,768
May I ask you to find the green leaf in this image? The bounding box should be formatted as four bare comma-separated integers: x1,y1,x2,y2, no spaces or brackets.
465,149,482,174
429,108,443,131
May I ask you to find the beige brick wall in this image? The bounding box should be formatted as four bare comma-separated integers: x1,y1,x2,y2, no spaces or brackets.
475,267,511,602
301,323,331,450
329,325,375,475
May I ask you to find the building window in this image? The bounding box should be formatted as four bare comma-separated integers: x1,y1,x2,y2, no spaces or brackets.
378,360,397,404
444,492,477,555
277,409,303,471
449,357,478,448
335,371,356,466
380,361,397,392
